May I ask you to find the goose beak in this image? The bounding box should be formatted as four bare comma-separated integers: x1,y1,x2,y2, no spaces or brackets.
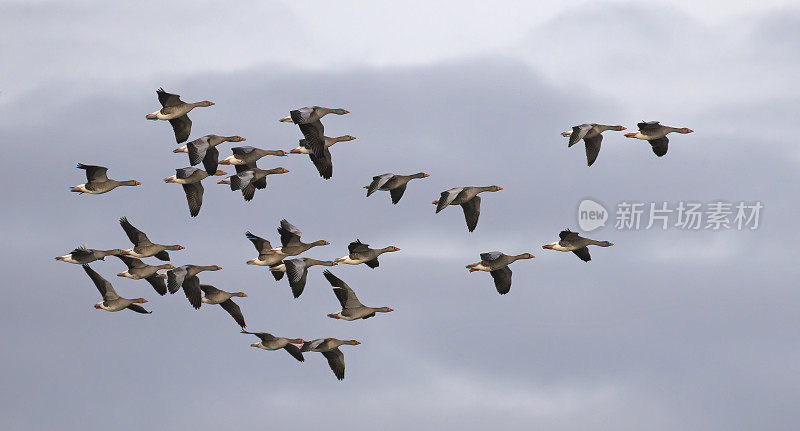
94,304,102,309
619,127,627,130
134,181,141,186
496,187,503,190
241,293,248,297
146,114,158,120
422,173,430,177
141,299,148,303
608,242,615,246
687,129,694,133
164,177,173,183
208,102,215,106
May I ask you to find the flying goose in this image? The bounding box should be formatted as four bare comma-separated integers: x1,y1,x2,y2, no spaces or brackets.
624,121,694,157
164,167,227,217
291,134,356,180
114,255,173,295
322,270,394,321
219,146,288,166
70,164,141,194
244,231,285,277
146,88,214,143
364,172,429,204
199,284,247,328
265,219,330,256
119,217,184,260
542,229,614,262
222,167,290,202
173,135,246,175
335,239,400,268
465,252,534,295
561,124,626,166
300,338,360,380
269,257,338,298
82,264,150,313
55,246,123,264
432,186,503,232
242,330,305,362
164,265,223,309
279,106,349,125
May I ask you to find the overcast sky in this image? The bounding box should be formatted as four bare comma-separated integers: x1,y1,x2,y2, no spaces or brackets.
2,1,799,430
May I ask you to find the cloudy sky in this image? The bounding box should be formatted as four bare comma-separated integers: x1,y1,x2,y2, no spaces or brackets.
2,1,799,429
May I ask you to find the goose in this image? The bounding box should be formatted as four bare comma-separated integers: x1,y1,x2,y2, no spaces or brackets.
164,265,223,309
241,330,305,362
164,167,227,217
542,229,614,262
279,106,349,124
364,172,429,204
561,124,626,166
291,135,356,180
173,135,246,175
335,239,400,268
244,231,286,276
265,219,330,256
114,255,173,295
70,164,141,194
322,270,394,321
269,257,338,298
82,264,150,313
146,88,214,143
55,246,123,264
300,338,360,380
223,167,290,202
219,146,288,166
119,217,184,260
465,252,534,295
623,121,694,157
199,284,247,328
432,186,503,232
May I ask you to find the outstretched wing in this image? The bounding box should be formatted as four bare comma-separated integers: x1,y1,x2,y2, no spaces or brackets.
119,217,151,246
157,88,183,107
584,134,603,167
220,299,246,328
648,137,669,157
309,147,333,180
436,188,464,213
283,344,305,362
569,124,592,147
278,219,303,247
126,304,152,314
284,259,308,299
182,182,204,217
572,247,592,262
461,195,481,232
167,267,188,294
297,120,325,159
169,115,192,144
479,251,503,262
202,146,219,175
321,348,346,380
82,264,119,301
245,231,272,254
77,164,109,182
490,266,513,295
367,174,394,196
182,275,203,310
389,184,407,204
324,270,363,309
115,254,146,269
186,136,210,166
144,275,168,296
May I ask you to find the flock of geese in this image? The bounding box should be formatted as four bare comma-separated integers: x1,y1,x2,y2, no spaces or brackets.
60,88,694,380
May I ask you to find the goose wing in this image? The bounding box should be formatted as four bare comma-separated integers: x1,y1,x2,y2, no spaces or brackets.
323,270,364,309
77,164,109,182
157,88,183,107
436,187,464,213
367,174,394,196
278,219,302,247
569,124,592,147
169,115,192,144
144,275,168,296
82,264,119,301
309,147,333,180
584,134,603,166
389,184,407,204
245,231,272,254
461,195,481,232
321,348,346,380
490,266,513,295
220,299,246,328
648,137,669,157
119,217,151,246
